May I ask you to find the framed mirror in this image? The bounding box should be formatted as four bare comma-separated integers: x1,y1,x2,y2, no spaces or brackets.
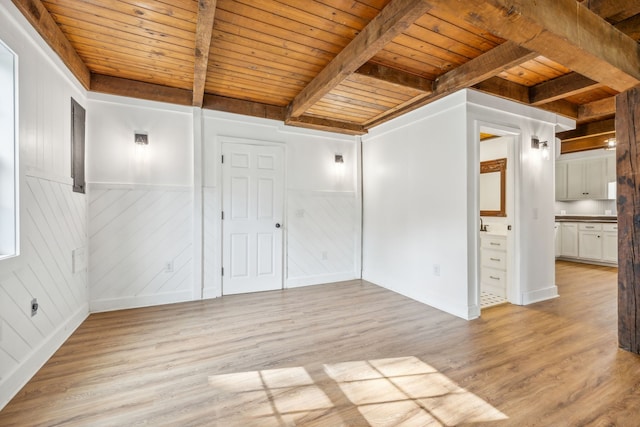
480,158,506,217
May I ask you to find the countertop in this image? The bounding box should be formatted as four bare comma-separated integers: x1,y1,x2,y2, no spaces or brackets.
555,215,617,223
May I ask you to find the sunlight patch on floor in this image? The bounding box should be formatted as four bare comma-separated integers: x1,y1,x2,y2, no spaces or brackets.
208,356,508,426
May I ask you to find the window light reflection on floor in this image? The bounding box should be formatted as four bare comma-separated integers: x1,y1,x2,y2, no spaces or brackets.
207,356,508,426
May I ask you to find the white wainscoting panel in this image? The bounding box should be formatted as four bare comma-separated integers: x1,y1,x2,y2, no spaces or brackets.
202,187,221,298
0,174,88,409
286,190,358,287
88,184,194,312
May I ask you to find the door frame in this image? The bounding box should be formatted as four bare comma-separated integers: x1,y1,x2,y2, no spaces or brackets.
475,121,521,312
216,136,287,295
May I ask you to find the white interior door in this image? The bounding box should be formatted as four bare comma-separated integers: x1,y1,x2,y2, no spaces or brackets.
222,142,284,295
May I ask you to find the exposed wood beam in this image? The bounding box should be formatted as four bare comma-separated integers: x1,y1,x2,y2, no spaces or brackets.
354,63,433,93
557,118,615,141
204,94,366,135
91,74,192,106
286,0,433,119
202,94,286,121
12,0,90,89
285,116,367,136
615,14,640,41
529,72,601,105
560,134,614,154
473,76,530,104
192,0,217,107
433,42,537,96
557,115,615,154
578,97,616,123
537,100,579,119
366,41,536,128
582,0,640,23
616,86,640,354
425,0,640,93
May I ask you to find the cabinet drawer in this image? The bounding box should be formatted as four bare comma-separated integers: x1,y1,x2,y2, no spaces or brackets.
579,223,602,231
603,223,618,232
481,236,506,250
481,268,506,286
482,249,506,269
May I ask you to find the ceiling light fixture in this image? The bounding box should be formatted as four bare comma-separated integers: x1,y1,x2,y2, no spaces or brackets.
604,137,616,151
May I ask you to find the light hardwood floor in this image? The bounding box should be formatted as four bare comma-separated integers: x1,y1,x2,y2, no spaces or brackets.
1,261,638,426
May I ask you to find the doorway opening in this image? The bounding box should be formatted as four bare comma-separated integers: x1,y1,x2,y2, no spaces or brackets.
477,124,520,312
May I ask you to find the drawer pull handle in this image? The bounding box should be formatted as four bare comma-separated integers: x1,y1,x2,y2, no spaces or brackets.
490,242,501,246
585,226,594,229
490,257,501,262
489,276,500,280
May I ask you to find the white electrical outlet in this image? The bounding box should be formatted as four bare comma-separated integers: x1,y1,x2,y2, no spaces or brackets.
72,247,87,273
321,251,328,260
165,261,174,273
433,264,441,276
0,319,3,342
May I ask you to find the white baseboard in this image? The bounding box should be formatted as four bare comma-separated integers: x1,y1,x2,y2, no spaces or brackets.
0,304,89,410
361,276,475,320
286,272,358,288
89,290,193,313
522,285,559,305
202,287,220,299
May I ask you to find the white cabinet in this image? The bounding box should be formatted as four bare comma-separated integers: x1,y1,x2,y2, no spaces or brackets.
555,162,568,200
566,158,606,199
578,223,602,260
557,154,615,200
560,223,578,257
555,223,561,257
481,235,507,298
558,221,617,265
602,223,618,263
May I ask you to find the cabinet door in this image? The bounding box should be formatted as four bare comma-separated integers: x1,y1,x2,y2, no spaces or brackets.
560,223,578,257
602,231,618,263
555,223,561,257
555,162,568,200
579,231,602,260
606,154,616,183
566,161,584,199
583,158,606,199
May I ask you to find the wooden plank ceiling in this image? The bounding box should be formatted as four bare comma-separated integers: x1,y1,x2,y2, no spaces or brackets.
12,0,640,139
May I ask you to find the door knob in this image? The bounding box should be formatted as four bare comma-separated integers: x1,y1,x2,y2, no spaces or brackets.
275,223,281,228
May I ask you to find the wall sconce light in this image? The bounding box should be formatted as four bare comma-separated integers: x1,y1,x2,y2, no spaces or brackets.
604,137,616,151
134,132,149,145
335,154,344,164
531,136,549,160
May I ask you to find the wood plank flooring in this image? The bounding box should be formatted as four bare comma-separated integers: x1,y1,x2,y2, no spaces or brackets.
1,261,639,426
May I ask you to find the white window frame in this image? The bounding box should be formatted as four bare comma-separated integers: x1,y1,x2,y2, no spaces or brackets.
0,38,19,261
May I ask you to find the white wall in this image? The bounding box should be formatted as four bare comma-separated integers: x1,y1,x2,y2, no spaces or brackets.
86,95,195,311
362,92,471,318
362,89,574,320
201,111,360,297
0,3,88,409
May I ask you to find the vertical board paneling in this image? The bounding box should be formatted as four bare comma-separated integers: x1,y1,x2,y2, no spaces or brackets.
88,185,194,311
286,190,358,287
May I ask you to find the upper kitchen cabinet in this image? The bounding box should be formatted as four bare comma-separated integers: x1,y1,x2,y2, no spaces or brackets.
556,153,615,201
